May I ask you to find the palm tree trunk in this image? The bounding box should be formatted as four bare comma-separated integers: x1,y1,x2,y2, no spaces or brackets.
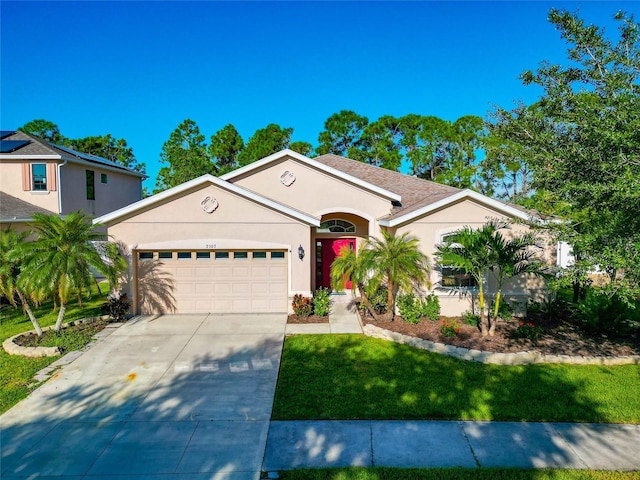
479,284,489,337
17,291,43,337
358,284,382,323
489,290,501,336
386,277,395,321
54,303,67,332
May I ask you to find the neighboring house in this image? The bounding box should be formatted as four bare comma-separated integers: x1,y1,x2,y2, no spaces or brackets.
0,130,145,230
94,149,550,316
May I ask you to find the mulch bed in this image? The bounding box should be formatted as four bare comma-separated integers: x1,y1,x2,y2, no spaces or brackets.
362,312,640,357
287,314,329,324
14,321,108,349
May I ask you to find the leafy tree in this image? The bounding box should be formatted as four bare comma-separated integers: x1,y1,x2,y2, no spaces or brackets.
361,115,403,170
1,229,44,336
237,123,293,167
316,110,369,161
446,115,485,189
70,134,146,174
16,212,111,332
401,115,451,180
488,9,640,301
208,123,244,176
332,231,430,322
289,141,313,157
155,119,215,192
19,119,66,144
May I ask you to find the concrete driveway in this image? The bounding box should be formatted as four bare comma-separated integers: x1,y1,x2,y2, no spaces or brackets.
1,313,286,480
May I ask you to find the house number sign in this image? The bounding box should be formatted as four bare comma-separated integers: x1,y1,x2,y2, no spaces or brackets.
201,196,219,213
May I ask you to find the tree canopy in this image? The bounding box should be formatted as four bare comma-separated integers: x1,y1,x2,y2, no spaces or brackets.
488,9,640,300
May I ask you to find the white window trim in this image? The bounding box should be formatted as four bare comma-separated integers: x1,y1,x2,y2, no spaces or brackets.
435,227,483,292
317,218,356,233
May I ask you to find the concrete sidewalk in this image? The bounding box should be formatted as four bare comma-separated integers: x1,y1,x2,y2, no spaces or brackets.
263,420,640,471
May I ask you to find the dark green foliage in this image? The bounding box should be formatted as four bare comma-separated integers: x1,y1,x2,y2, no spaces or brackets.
208,123,244,175
363,286,388,316
461,310,480,326
514,321,543,341
491,299,515,320
573,292,640,338
101,292,131,322
289,141,313,156
312,288,331,317
439,318,461,337
237,123,292,167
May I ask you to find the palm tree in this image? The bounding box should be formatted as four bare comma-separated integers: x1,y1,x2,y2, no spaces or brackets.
17,212,111,332
331,230,431,321
488,229,550,335
1,228,44,336
436,222,501,336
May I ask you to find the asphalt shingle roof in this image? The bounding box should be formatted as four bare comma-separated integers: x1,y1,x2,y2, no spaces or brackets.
313,154,462,220
0,192,55,223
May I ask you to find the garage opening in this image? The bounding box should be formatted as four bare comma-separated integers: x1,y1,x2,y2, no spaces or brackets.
136,250,288,314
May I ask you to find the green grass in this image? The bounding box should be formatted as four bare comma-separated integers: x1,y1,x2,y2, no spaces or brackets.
273,335,640,424
277,468,640,480
0,282,108,414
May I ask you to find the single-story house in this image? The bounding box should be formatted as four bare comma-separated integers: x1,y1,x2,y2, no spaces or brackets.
94,149,550,316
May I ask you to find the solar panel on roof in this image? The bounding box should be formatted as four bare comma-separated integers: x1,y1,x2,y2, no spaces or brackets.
0,131,16,140
0,140,30,153
53,144,123,168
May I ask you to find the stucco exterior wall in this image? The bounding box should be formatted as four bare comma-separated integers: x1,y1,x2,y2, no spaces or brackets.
395,198,548,316
0,161,59,213
229,157,391,237
60,163,142,217
106,184,313,307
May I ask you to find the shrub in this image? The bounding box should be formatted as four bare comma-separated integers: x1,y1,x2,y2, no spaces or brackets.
292,294,313,317
420,294,440,321
440,318,460,337
101,292,131,322
361,286,388,315
312,288,331,317
461,310,480,326
526,297,568,324
573,292,640,337
514,321,543,341
491,300,515,320
397,293,422,324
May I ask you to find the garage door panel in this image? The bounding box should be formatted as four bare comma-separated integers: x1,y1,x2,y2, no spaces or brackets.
138,250,287,314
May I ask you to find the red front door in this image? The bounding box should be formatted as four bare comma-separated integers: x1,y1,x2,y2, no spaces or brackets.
318,238,356,290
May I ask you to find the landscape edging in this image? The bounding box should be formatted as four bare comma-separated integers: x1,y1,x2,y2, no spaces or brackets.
3,315,112,358
362,323,640,366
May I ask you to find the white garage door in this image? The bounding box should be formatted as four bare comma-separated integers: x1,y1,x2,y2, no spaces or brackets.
136,250,288,314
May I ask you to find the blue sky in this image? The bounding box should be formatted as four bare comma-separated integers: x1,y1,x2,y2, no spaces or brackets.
1,1,635,189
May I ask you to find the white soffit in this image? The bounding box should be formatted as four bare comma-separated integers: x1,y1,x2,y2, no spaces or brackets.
379,189,532,227
93,174,320,226
221,149,402,202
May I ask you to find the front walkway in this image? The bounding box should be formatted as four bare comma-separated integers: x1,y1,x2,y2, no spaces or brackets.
285,293,363,335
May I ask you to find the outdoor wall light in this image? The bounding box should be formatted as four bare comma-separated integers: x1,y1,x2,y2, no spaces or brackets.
298,244,305,260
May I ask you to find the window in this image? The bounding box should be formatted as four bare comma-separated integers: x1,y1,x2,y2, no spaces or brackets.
101,173,108,184
215,252,229,259
158,252,172,259
271,251,285,259
318,219,356,233
32,164,47,191
86,170,95,200
234,252,248,259
138,252,153,260
177,252,191,260
439,233,478,289
252,251,267,259
196,252,211,259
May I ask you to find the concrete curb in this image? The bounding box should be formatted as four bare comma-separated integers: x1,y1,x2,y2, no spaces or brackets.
3,315,112,358
363,324,640,366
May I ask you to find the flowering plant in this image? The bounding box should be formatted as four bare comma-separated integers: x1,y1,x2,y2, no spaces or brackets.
514,322,543,341
440,318,461,337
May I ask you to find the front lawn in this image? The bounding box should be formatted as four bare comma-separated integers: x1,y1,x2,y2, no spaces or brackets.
273,335,640,424
277,468,639,480
0,282,108,414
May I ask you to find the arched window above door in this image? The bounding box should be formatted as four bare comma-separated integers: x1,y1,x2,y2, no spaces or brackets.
318,219,356,233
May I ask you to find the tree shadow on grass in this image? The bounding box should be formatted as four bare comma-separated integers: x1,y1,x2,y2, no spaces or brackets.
0,316,283,478
270,334,640,471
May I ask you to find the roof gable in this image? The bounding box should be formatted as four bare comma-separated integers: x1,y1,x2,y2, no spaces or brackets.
93,174,320,227
221,149,401,202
